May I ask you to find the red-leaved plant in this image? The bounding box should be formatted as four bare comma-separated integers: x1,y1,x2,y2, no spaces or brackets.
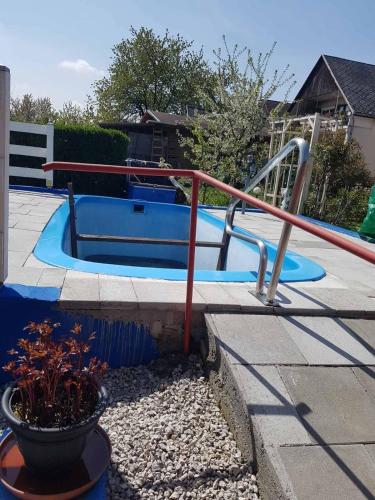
3,320,108,428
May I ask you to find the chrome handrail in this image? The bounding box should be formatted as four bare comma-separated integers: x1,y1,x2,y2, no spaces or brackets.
217,138,310,299
226,228,268,295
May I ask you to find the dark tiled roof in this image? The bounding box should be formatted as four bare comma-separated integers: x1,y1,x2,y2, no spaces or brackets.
264,99,289,115
323,55,375,118
142,110,191,126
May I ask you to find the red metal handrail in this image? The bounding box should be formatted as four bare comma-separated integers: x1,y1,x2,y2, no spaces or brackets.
44,161,375,353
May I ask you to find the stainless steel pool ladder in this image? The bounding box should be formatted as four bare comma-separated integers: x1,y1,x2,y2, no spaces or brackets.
217,138,310,302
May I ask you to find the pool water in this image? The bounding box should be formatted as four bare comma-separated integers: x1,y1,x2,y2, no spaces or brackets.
34,196,325,283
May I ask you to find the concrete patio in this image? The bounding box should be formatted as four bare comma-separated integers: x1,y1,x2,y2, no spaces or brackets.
6,189,375,312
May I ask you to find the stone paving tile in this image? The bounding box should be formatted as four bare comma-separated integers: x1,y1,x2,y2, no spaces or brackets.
8,215,21,228
207,314,307,365
279,316,375,365
220,283,267,311
37,268,67,288
59,270,99,307
99,275,137,309
9,204,35,215
278,444,375,500
194,283,241,310
303,287,375,312
14,219,47,232
9,202,23,209
8,228,40,253
132,279,206,311
233,364,312,446
273,284,326,310
352,366,375,403
364,444,375,463
287,273,348,289
279,366,375,444
8,250,30,267
340,318,375,341
23,253,54,269
289,239,338,249
5,266,43,286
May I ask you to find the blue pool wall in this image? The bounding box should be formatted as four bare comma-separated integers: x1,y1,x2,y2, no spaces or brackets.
0,285,159,385
35,195,326,283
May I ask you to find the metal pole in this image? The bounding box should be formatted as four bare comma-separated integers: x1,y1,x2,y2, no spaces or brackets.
0,66,10,285
67,182,78,258
183,176,199,354
266,159,309,304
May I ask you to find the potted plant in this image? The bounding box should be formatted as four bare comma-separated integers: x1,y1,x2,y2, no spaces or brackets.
1,320,108,472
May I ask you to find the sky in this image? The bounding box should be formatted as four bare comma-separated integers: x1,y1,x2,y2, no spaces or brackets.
2,0,375,109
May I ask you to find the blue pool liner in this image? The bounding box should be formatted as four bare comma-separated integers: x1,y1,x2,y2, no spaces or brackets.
34,196,325,283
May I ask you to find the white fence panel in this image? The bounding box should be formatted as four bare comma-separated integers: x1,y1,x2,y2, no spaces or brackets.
0,65,10,284
9,121,54,186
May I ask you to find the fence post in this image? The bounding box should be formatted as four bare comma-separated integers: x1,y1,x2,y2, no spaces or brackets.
45,122,54,187
0,65,10,284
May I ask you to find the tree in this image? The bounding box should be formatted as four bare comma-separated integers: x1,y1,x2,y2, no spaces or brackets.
10,94,57,123
10,94,96,126
54,98,96,126
93,26,213,121
179,39,294,201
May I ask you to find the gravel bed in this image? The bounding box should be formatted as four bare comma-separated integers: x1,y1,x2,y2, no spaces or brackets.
101,354,259,499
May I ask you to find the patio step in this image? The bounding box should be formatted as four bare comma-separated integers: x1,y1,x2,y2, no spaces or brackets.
204,312,375,500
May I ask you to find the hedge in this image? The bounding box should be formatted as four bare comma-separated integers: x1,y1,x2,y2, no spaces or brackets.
10,124,129,196
53,124,129,196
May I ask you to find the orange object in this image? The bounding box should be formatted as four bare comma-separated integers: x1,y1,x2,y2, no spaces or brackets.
0,427,111,500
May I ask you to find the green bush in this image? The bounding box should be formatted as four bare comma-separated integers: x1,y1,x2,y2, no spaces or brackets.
54,124,129,196
305,186,371,230
304,131,373,230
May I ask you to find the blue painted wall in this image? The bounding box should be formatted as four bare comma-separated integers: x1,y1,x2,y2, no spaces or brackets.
0,285,159,385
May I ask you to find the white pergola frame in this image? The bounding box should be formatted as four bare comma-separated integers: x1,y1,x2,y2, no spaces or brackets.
264,112,349,211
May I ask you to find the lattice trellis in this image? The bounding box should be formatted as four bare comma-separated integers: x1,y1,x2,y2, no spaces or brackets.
263,113,350,210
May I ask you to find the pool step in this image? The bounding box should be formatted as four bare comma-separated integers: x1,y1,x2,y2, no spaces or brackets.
204,312,375,500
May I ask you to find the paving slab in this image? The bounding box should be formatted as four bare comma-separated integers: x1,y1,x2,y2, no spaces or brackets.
132,279,206,311
5,266,43,286
8,250,30,267
233,364,312,446
340,318,375,341
23,253,54,269
279,366,375,444
303,287,375,313
37,268,67,288
194,283,242,310
278,444,375,500
279,316,375,365
207,313,307,365
352,366,375,403
59,270,99,308
99,275,137,309
221,284,267,311
8,228,40,253
364,444,375,463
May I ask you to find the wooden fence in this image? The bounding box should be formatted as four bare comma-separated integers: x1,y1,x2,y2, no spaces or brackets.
9,121,54,187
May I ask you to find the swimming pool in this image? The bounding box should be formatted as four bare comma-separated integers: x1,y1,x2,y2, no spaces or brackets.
34,196,325,282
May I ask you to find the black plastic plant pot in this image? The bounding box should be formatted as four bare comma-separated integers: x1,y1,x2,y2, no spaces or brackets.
1,382,108,472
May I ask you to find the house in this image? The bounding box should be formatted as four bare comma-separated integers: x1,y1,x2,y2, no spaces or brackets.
289,55,375,176
101,110,192,168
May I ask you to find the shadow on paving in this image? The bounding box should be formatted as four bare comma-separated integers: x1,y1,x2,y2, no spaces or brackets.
219,338,375,500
